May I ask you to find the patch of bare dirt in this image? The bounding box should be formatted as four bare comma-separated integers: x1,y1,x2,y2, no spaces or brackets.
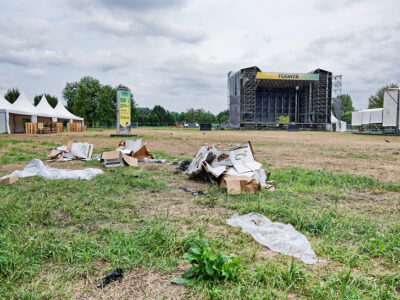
3,129,400,182
74,267,188,300
338,191,400,220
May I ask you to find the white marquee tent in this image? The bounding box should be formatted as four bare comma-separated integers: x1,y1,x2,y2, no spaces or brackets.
0,92,83,133
331,114,347,132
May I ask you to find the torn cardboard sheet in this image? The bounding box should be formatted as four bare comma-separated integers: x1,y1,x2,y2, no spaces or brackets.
114,139,156,162
71,142,93,160
227,213,317,264
122,154,138,166
224,176,260,194
0,173,18,184
132,146,154,159
49,141,94,162
11,159,103,180
185,141,269,194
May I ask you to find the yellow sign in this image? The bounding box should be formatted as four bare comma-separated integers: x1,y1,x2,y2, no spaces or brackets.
256,72,319,81
118,90,131,127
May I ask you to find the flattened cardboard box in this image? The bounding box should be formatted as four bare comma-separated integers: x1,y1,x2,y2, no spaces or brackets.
0,174,18,185
102,151,124,167
122,154,138,166
133,146,154,159
224,175,260,195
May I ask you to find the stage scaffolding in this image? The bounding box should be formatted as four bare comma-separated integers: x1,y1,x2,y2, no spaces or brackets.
228,66,332,130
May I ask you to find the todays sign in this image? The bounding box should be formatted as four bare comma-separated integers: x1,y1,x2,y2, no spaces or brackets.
256,72,319,81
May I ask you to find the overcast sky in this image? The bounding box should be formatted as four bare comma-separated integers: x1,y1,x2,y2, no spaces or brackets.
0,0,399,112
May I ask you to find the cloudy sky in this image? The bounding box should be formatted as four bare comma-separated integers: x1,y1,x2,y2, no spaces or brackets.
0,0,399,112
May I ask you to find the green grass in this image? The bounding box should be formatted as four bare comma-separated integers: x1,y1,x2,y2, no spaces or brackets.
0,139,399,298
151,151,191,161
0,139,60,165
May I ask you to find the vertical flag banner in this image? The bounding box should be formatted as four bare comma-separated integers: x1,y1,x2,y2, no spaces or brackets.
118,90,131,128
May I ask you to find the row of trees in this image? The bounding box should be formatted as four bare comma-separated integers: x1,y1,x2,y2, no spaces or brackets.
4,76,396,127
61,76,229,127
3,78,229,127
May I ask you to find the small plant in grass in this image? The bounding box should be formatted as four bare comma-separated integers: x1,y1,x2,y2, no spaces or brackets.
173,238,242,285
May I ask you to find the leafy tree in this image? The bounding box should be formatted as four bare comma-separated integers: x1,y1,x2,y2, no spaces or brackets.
34,94,58,108
4,88,20,104
97,85,116,127
178,112,186,122
217,110,229,123
338,94,354,124
152,105,168,123
63,76,101,126
63,82,78,111
72,85,91,123
137,107,151,116
368,83,398,109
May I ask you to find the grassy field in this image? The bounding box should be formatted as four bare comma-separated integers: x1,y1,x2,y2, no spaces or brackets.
0,130,399,299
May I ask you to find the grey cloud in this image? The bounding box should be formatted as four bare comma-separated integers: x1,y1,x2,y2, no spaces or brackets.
82,15,204,44
66,0,186,11
22,68,47,78
98,0,186,11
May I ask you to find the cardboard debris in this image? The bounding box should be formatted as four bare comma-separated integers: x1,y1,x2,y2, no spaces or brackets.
67,139,75,150
185,141,269,194
48,141,94,162
224,176,261,195
102,151,124,168
99,139,160,168
0,173,18,185
122,154,138,166
71,142,93,160
47,150,62,159
132,146,154,159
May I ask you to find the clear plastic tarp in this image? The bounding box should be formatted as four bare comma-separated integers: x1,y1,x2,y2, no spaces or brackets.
227,213,317,264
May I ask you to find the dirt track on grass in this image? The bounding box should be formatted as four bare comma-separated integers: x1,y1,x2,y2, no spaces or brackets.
1,129,399,182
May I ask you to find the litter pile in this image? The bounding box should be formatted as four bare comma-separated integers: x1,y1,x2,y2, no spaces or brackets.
7,159,103,181
185,141,270,194
48,139,94,161
101,139,165,168
227,213,317,264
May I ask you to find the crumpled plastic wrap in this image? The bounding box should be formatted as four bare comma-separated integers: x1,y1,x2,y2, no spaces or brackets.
11,159,103,180
227,212,317,264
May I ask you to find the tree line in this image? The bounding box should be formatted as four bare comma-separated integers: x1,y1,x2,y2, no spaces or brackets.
3,76,229,127
3,77,397,126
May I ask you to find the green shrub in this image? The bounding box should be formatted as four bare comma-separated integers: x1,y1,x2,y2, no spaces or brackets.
173,238,241,285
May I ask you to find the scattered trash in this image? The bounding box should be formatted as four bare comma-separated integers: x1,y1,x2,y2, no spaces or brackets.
179,160,192,171
185,141,269,194
179,186,205,196
122,154,138,166
101,151,125,168
0,173,18,185
48,139,94,161
10,159,103,180
98,268,124,289
266,184,276,191
141,158,166,163
223,176,260,194
227,213,317,264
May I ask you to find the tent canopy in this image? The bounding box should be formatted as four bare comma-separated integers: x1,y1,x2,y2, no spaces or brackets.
53,101,83,121
0,92,83,121
35,95,57,118
352,108,383,126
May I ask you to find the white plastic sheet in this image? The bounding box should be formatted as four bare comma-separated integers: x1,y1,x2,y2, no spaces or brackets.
11,159,103,180
227,213,317,264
